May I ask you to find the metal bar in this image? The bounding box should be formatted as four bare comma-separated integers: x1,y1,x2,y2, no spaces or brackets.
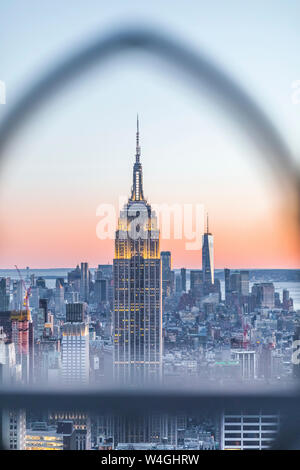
0,388,298,415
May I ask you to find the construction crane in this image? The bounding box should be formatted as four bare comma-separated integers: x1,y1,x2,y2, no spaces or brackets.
14,265,32,321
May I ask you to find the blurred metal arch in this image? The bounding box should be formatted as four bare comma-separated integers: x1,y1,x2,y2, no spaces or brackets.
0,25,299,196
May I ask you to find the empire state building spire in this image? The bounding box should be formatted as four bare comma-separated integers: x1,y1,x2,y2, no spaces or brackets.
131,114,144,201
136,114,141,163
114,119,162,388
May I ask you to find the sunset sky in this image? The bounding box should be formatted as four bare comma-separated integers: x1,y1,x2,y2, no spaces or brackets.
0,0,300,269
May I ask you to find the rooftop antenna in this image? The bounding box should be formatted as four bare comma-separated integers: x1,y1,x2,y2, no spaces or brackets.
136,114,141,162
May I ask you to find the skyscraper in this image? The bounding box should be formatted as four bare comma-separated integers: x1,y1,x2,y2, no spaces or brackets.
94,279,108,303
180,268,187,293
68,265,81,292
251,283,275,309
61,305,89,385
9,310,34,384
113,116,162,386
202,215,214,294
161,251,172,302
190,270,202,301
0,327,26,450
0,278,10,311
80,262,89,303
54,280,65,316
39,298,48,323
224,268,231,305
240,271,250,297
66,302,86,323
221,411,280,450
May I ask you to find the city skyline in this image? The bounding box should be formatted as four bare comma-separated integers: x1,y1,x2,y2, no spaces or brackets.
1,122,299,448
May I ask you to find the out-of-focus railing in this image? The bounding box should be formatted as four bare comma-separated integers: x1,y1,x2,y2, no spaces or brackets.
1,384,300,449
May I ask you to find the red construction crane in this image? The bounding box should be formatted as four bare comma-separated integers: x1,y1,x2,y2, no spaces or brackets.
241,314,250,349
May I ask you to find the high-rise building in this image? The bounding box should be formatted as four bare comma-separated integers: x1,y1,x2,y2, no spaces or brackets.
12,280,25,311
66,302,85,323
0,278,10,311
96,264,113,280
112,119,178,448
26,422,64,451
25,421,76,450
0,327,26,450
175,273,182,293
293,325,300,380
240,271,250,296
202,215,214,294
224,268,231,305
29,286,39,310
68,265,81,293
190,270,202,301
282,289,290,311
39,298,48,323
113,117,162,386
35,335,61,384
36,277,46,288
94,279,108,303
252,283,275,309
61,311,89,385
161,251,172,302
34,307,46,340
114,414,177,448
8,310,34,384
80,262,89,303
54,282,65,316
230,271,241,294
49,412,91,450
180,268,187,293
231,349,256,380
0,327,19,384
2,409,26,450
221,411,280,450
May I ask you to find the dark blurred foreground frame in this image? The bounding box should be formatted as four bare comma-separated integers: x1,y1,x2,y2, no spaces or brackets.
0,25,299,450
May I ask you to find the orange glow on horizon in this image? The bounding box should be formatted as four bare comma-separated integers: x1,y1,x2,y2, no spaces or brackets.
0,198,299,270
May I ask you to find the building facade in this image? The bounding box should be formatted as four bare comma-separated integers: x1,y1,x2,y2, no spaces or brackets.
221,411,280,450
113,117,162,386
161,251,172,302
61,322,89,385
202,216,214,294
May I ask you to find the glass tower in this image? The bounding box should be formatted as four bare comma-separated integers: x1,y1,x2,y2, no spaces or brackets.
202,215,214,294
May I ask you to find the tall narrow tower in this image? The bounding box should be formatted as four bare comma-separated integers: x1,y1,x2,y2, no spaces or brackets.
113,117,162,386
202,213,214,294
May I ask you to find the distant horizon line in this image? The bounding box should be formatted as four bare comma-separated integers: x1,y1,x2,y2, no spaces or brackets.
0,266,299,272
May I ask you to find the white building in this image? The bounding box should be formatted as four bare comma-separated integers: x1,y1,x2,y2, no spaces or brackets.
231,349,256,380
221,411,280,450
0,327,26,450
61,322,89,385
2,409,26,450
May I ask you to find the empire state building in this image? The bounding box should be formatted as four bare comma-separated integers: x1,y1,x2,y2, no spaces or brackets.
113,117,162,385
